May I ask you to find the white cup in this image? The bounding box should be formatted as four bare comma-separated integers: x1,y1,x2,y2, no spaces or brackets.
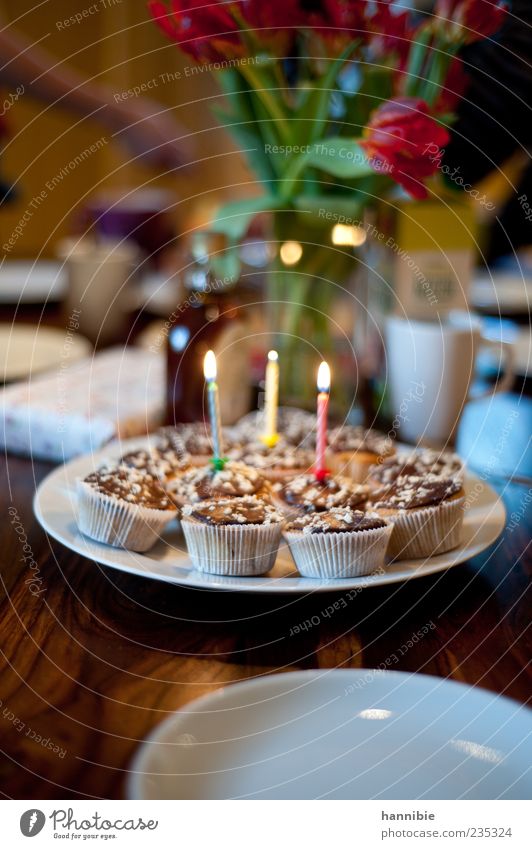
385,313,515,445
58,238,137,345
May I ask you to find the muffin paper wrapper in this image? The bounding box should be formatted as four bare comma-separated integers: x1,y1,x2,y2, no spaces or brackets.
76,480,176,553
379,496,465,560
283,522,394,579
181,519,282,576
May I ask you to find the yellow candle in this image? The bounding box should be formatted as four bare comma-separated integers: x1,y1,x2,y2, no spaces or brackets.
261,350,279,448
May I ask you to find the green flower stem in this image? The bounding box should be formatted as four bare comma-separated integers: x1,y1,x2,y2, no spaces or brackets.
271,237,356,403
420,37,458,107
310,249,353,349
247,92,284,172
266,263,283,338
280,151,313,200
404,27,433,98
272,243,326,400
239,64,293,146
279,243,326,337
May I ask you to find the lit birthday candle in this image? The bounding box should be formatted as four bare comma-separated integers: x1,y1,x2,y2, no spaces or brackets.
261,350,279,448
315,361,330,481
203,350,224,467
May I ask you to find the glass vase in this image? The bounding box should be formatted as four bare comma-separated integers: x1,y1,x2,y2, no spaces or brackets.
263,208,396,423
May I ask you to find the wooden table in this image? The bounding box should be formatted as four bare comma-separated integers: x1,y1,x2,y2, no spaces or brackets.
1,422,531,799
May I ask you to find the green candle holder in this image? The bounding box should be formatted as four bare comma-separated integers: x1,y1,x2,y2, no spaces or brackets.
210,457,229,472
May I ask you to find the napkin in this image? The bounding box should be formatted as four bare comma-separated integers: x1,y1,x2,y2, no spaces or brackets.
0,347,164,462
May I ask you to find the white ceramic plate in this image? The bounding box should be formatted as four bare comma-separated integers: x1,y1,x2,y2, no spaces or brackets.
0,260,67,303
127,670,532,799
0,324,92,382
33,438,506,594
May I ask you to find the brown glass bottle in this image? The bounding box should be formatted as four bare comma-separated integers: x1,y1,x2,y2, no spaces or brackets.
165,233,248,424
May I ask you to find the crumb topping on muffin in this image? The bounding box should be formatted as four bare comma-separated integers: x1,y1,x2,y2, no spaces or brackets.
168,461,266,502
83,465,174,510
369,449,463,484
183,495,282,526
328,425,393,456
369,474,463,510
279,473,369,511
286,507,387,534
120,446,189,479
228,440,314,471
157,424,238,458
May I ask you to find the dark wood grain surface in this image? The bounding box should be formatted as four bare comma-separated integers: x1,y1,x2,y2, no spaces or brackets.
0,420,531,799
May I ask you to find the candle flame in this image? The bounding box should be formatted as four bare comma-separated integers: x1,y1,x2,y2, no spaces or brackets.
317,361,331,393
203,350,217,382
267,350,278,362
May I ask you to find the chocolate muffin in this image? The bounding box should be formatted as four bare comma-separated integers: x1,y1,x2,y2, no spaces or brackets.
286,509,387,535
327,425,395,482
284,507,393,579
77,465,177,552
120,444,189,482
274,472,369,516
167,461,271,508
368,448,463,487
157,424,240,466
181,495,283,576
368,474,465,559
227,440,315,482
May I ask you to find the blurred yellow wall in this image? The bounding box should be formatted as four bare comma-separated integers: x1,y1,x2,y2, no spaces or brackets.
0,0,252,257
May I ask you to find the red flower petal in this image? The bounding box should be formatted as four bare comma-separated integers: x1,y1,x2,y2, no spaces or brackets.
148,0,180,39
362,97,450,199
148,0,243,63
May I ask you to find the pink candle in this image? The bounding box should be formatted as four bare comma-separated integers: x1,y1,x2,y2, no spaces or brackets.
315,361,330,480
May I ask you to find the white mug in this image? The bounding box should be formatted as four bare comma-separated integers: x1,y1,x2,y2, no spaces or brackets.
385,314,515,445
58,238,137,345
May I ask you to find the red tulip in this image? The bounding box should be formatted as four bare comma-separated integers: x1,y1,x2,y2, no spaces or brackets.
366,1,417,62
240,0,302,30
239,0,303,52
361,97,450,199
148,1,243,63
320,0,367,33
297,0,370,56
434,0,507,44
